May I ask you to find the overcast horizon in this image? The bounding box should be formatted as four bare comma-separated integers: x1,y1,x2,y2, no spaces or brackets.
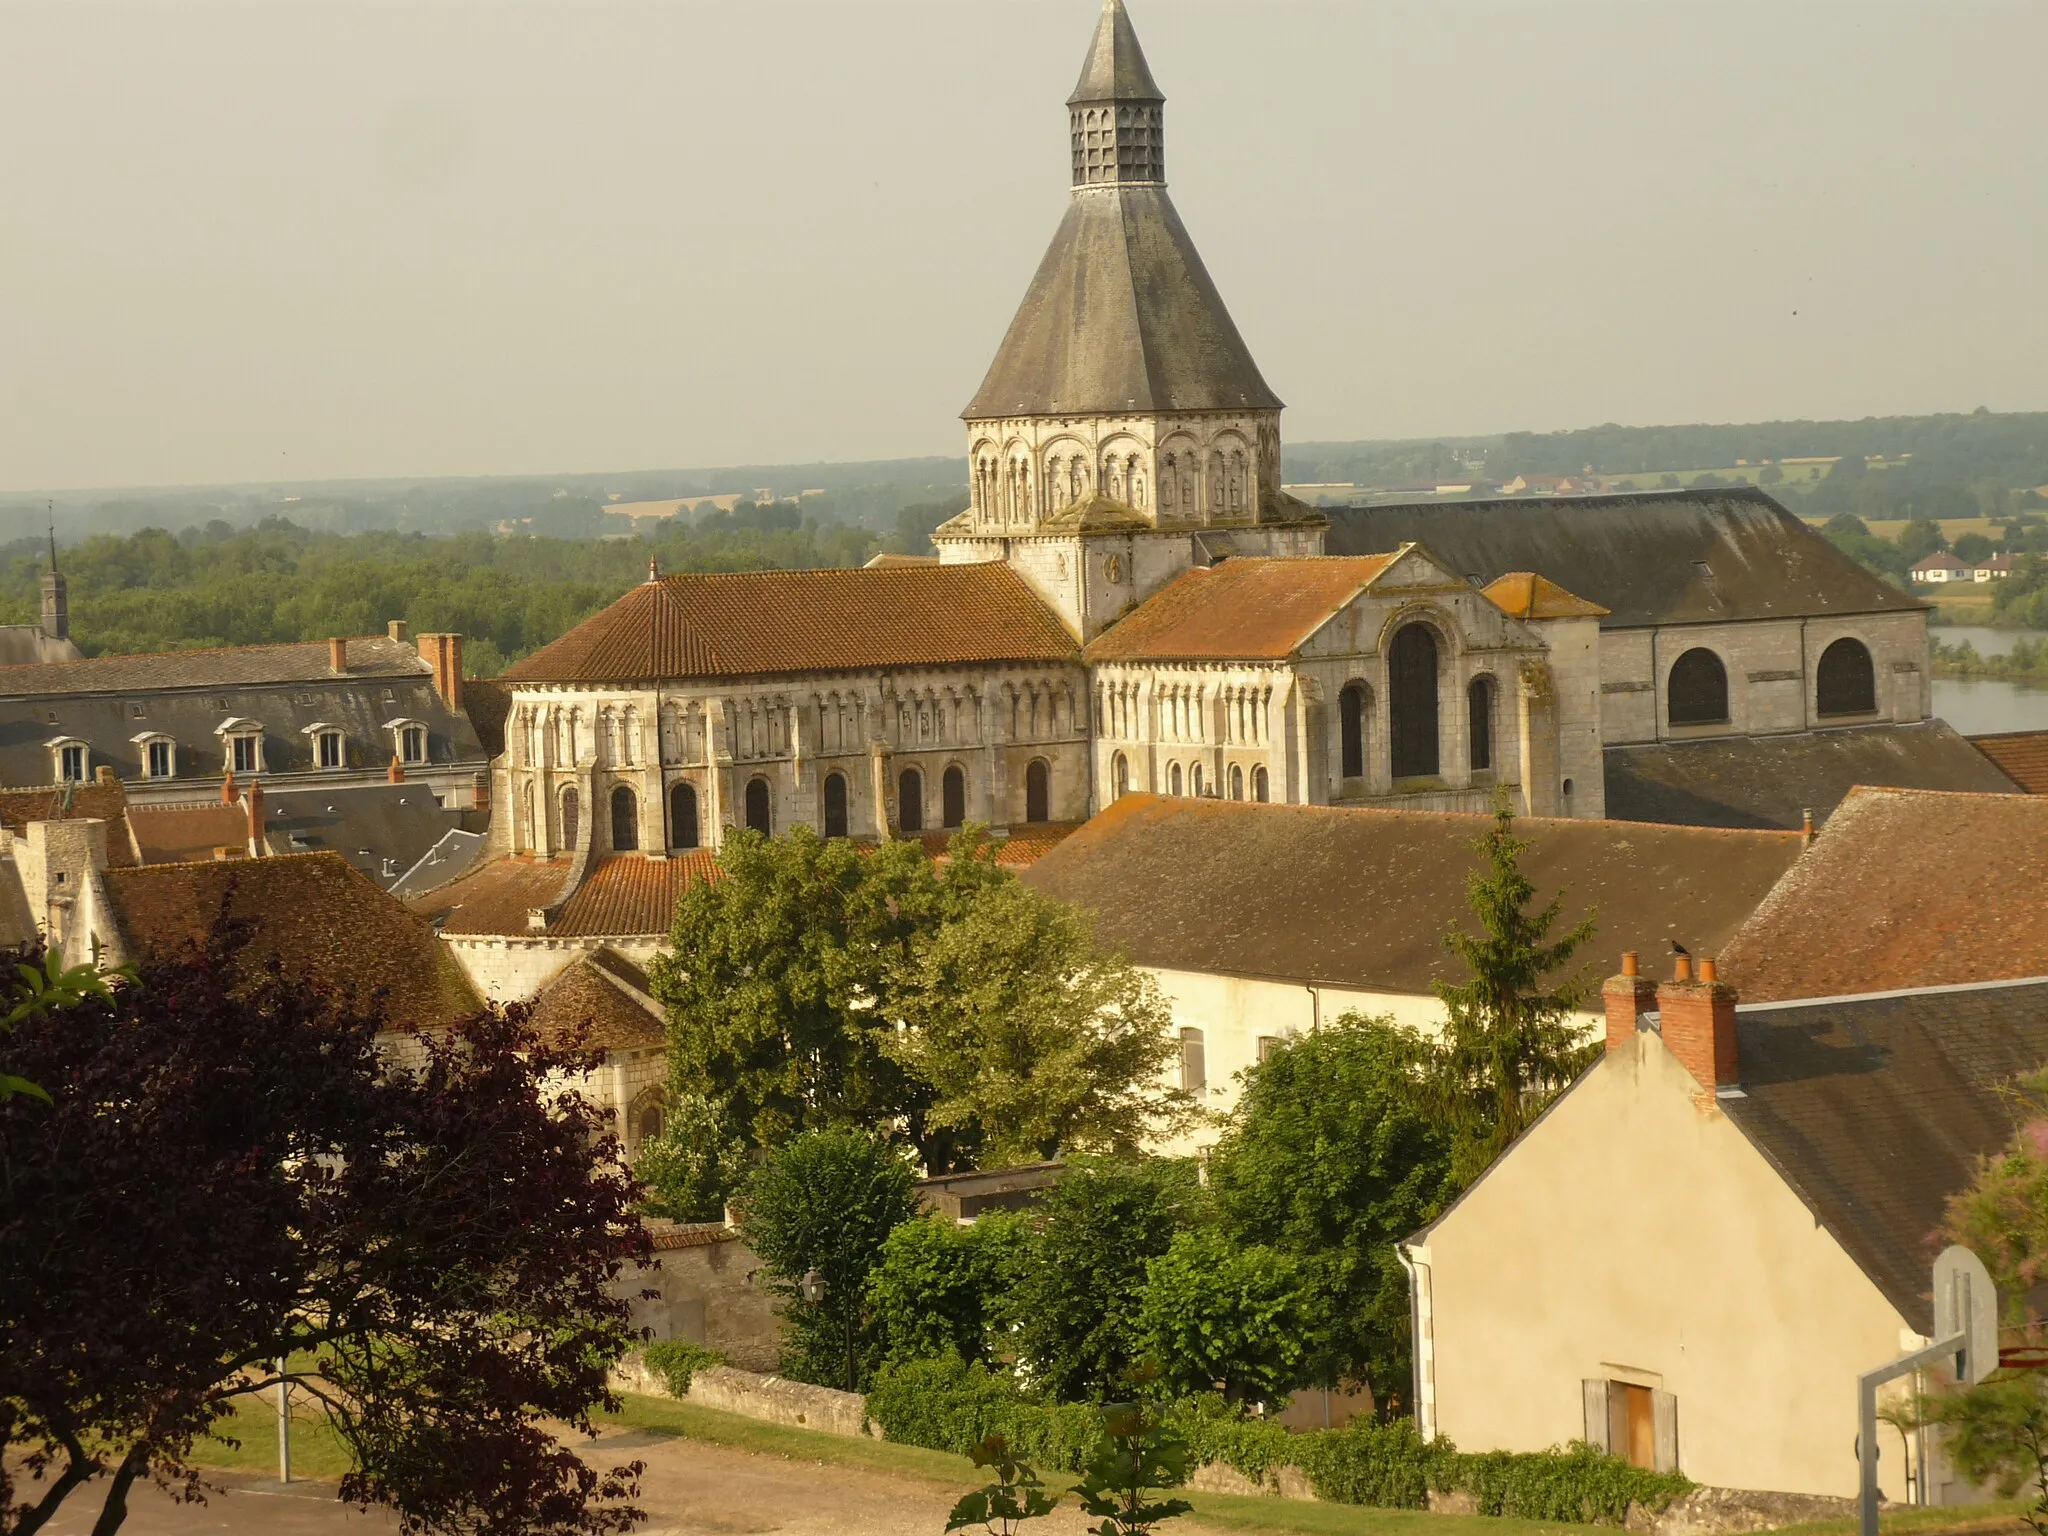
4,0,2045,496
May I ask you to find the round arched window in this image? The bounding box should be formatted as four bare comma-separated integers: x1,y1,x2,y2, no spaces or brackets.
1668,649,1730,726
1816,638,1877,717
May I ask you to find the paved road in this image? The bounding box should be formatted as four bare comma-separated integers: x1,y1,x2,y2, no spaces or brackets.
27,1426,1151,1535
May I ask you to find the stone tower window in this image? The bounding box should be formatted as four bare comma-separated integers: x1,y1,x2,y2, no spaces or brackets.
1025,759,1050,823
1112,752,1130,800
671,782,700,850
898,767,925,833
610,785,640,852
1252,765,1269,803
1390,624,1441,780
1468,676,1496,773
561,787,580,850
745,777,772,836
822,772,849,839
942,765,967,829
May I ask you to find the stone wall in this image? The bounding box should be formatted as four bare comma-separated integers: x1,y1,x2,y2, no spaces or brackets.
615,1225,781,1374
610,1357,872,1440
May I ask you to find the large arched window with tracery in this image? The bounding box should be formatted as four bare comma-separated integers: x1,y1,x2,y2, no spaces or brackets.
1389,624,1441,779
1816,638,1877,717
1668,648,1730,726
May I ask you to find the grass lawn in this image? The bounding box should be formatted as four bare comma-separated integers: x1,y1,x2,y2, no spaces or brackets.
186,1390,356,1479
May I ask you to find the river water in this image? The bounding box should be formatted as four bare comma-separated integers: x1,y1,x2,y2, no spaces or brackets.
1929,625,2048,735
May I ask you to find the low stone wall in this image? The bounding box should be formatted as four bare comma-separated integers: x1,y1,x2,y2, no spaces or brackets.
1627,1487,1871,1536
613,1356,875,1441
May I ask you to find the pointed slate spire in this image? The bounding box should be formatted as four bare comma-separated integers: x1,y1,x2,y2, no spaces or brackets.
1069,0,1163,106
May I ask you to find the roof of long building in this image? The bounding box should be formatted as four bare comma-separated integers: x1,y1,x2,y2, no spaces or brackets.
1324,489,1923,629
1085,556,1400,662
1720,786,2048,1001
1020,794,1803,994
502,564,1079,685
1971,730,2048,795
0,634,427,697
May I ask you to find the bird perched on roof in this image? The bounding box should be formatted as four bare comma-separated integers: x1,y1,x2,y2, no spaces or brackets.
1670,939,1691,959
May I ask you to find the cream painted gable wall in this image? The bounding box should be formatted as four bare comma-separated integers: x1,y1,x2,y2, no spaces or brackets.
1411,1029,1916,1499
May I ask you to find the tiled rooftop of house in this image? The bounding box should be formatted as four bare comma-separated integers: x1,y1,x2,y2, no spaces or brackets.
103,851,482,1029
1971,730,2048,795
1022,794,1804,995
0,781,138,865
1479,571,1611,621
0,634,427,696
526,949,666,1052
1084,556,1399,662
552,852,719,937
409,855,578,936
1720,786,2048,1001
503,563,1078,684
128,802,250,864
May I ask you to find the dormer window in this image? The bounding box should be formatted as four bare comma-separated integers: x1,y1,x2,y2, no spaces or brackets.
132,732,176,779
51,738,89,783
301,722,345,770
385,719,428,764
215,718,266,774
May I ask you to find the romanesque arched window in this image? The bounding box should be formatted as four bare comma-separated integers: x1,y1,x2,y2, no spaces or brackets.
1230,764,1244,800
1169,762,1183,796
823,772,849,839
1339,681,1370,780
1468,676,1495,773
1252,765,1269,803
561,786,580,851
1191,762,1205,798
610,785,639,852
745,777,772,835
1025,759,1050,823
1390,623,1441,780
899,767,924,832
1816,638,1876,717
1668,648,1730,727
522,783,534,851
942,765,966,829
1112,752,1130,800
671,782,699,850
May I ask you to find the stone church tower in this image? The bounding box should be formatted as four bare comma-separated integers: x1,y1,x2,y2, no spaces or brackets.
935,0,1325,641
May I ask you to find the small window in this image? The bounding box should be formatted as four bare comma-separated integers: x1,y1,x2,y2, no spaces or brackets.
1169,762,1183,796
610,784,640,852
1112,752,1129,800
898,767,925,833
146,739,173,778
400,725,426,764
130,703,145,719
942,765,966,829
672,781,702,849
1252,765,1269,802
821,773,847,840
1256,1035,1284,1063
1692,560,1715,579
58,743,88,783
745,776,772,836
316,731,343,769
1667,648,1729,727
1339,681,1369,779
230,734,261,773
1468,676,1495,773
1230,764,1244,800
561,787,581,849
1025,759,1049,823
1191,763,1205,798
638,1103,665,1142
1179,1028,1207,1095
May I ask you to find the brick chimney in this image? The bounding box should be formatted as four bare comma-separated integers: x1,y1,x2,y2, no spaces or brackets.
243,778,265,857
221,768,237,805
388,619,409,645
328,636,347,674
1657,955,1739,1093
388,753,405,784
421,633,464,711
1601,951,1659,1054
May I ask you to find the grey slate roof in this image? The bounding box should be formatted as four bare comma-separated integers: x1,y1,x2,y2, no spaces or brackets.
257,784,483,890
1021,793,1802,994
1323,488,1924,629
0,635,426,696
1603,721,2021,831
963,187,1281,421
1722,979,2048,1332
1069,0,1162,104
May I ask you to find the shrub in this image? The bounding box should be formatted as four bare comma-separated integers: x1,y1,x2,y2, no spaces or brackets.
1292,1416,1439,1509
1165,1396,1294,1484
1447,1442,1690,1523
867,1209,1029,1366
1137,1229,1317,1407
639,1339,724,1396
865,1353,1100,1473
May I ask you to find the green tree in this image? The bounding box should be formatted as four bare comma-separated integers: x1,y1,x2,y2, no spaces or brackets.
1953,532,1995,564
1136,1228,1315,1407
868,1209,1030,1365
1208,1015,1458,1402
738,1129,920,1390
1426,795,1598,1183
1008,1159,1203,1402
885,880,1190,1166
1899,517,1949,565
634,1090,750,1222
1758,463,1784,485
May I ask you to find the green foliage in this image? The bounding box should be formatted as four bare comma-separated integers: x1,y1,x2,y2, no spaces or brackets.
1931,636,2048,683
1899,517,1950,565
866,1353,1100,1472
1914,1375,2048,1533
883,879,1190,1166
1208,1014,1457,1403
1449,1442,1690,1522
1135,1229,1316,1408
1291,1416,1441,1508
0,946,123,1103
633,1090,750,1221
1940,1069,2048,1311
1427,794,1599,1183
1163,1395,1294,1484
1954,532,1996,563
736,1129,919,1390
1073,1392,1195,1536
1007,1159,1205,1402
946,1434,1063,1536
868,1210,1030,1366
639,1340,724,1397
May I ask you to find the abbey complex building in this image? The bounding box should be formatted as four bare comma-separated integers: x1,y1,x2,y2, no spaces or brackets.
487,0,1934,877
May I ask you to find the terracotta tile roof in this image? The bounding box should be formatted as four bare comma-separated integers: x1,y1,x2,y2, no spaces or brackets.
103,851,482,1029
0,781,138,866
1084,556,1402,663
0,634,426,697
526,950,665,1052
907,822,1085,868
1971,731,2048,795
502,565,1078,685
1022,794,1802,994
1721,980,2048,1332
408,855,578,936
128,803,250,864
647,1222,739,1252
1480,571,1610,620
1720,786,2048,1001
552,853,719,937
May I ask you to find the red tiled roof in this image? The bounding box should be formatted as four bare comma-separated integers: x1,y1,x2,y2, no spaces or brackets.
552,852,720,937
1971,731,2048,796
909,823,1085,868
128,803,250,865
0,782,138,866
1481,571,1610,621
502,565,1078,684
526,951,665,1051
103,851,482,1029
1720,786,2048,1001
1084,556,1400,663
408,855,577,936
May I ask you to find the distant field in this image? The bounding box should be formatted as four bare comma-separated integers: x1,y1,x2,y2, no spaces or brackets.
1800,516,2006,544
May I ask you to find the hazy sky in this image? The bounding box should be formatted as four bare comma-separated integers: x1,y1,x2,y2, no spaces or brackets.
3,1,2045,493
